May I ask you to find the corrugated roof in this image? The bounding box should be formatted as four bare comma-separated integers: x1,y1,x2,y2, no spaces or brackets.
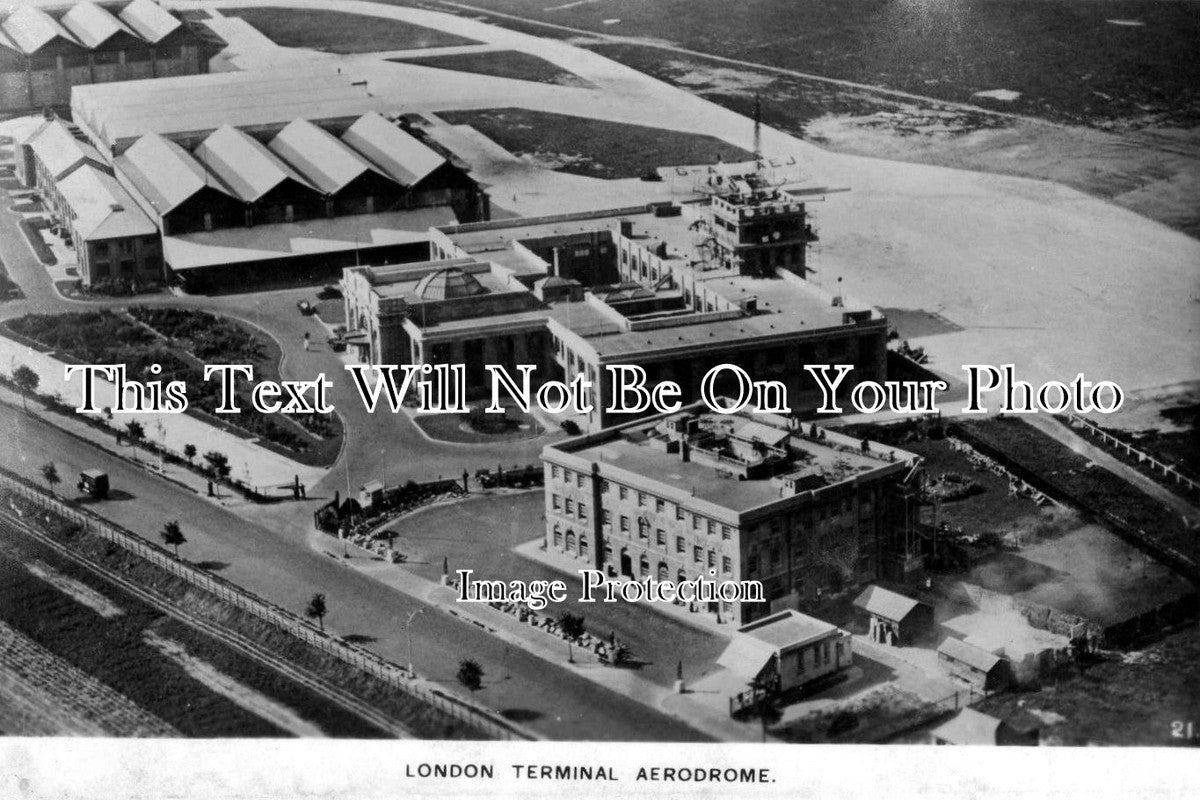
930,708,1005,745
27,119,105,181
268,118,386,195
852,585,926,623
118,0,180,44
341,112,446,187
2,6,81,54
193,125,316,203
116,132,236,215
60,2,138,49
938,637,1004,673
58,165,156,241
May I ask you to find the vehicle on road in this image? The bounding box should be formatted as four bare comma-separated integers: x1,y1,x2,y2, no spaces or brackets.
77,469,109,499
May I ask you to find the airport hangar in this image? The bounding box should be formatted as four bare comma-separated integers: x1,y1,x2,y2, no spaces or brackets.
15,66,487,292
0,0,216,114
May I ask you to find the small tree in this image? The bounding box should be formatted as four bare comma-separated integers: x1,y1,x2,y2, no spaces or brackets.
40,462,60,495
457,658,484,692
160,520,186,557
12,364,38,411
125,420,145,444
305,593,327,632
183,444,197,464
558,612,586,640
203,451,231,479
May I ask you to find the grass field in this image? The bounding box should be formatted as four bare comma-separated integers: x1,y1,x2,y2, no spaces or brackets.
391,49,589,86
401,0,1200,128
225,6,480,53
437,107,757,178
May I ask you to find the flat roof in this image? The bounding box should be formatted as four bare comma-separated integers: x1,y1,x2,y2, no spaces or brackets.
162,207,454,271
556,410,912,514
72,68,387,151
738,610,839,649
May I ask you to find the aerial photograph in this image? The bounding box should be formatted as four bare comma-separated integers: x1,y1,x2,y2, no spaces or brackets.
0,0,1196,767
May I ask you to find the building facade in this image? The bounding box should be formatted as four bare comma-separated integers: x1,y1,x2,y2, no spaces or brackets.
0,1,213,114
541,403,921,625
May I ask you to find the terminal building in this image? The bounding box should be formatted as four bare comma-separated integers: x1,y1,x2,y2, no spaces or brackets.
539,403,922,625
345,166,888,427
0,0,215,113
14,67,485,290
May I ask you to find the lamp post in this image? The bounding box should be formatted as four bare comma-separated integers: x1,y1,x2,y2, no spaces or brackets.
406,608,423,676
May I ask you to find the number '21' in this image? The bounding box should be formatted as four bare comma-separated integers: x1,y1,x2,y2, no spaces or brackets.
1171,721,1195,739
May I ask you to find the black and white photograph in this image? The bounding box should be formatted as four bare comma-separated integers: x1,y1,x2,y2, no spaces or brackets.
0,0,1196,797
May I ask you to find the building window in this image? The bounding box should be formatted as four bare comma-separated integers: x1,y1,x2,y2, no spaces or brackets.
638,519,649,541
707,520,716,536
619,486,628,500
620,516,630,533
722,526,732,541
564,469,572,483
655,529,665,547
655,498,665,513
578,503,587,521
551,466,560,480
599,480,610,494
552,494,561,511
577,474,585,488
707,551,716,569
564,499,573,515
553,526,563,547
639,554,649,576
566,531,576,550
637,492,646,507
692,515,702,531
722,556,732,574
693,546,702,563
602,510,612,525
580,537,589,557
675,506,684,521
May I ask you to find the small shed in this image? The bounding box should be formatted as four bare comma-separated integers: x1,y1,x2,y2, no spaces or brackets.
358,480,385,509
930,708,1038,746
937,637,1011,692
719,610,852,697
852,585,934,645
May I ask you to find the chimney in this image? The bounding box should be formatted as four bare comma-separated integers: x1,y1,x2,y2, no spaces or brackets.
551,246,562,278
619,219,633,238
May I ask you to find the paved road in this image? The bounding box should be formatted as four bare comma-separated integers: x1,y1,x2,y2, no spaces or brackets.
0,403,708,741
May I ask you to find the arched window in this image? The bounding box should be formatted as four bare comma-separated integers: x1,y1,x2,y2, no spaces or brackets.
565,531,576,551
657,562,669,581
553,525,562,547
639,554,649,576
677,568,688,583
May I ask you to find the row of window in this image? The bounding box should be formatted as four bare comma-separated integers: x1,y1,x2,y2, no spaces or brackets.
549,465,735,541
549,494,587,522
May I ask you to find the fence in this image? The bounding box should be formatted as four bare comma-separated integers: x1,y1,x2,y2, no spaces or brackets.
0,467,536,741
1066,414,1200,495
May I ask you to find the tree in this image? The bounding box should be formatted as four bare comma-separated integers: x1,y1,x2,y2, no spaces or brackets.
183,443,197,464
160,520,186,556
12,364,38,411
305,593,327,632
457,658,484,692
125,420,145,444
558,611,586,640
203,451,231,479
40,462,60,495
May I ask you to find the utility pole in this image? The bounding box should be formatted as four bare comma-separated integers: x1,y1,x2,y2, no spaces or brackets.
406,608,423,676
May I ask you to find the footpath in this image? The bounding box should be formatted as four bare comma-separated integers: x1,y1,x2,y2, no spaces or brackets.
323,529,769,742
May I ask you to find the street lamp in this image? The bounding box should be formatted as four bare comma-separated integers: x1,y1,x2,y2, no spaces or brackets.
406,608,423,676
